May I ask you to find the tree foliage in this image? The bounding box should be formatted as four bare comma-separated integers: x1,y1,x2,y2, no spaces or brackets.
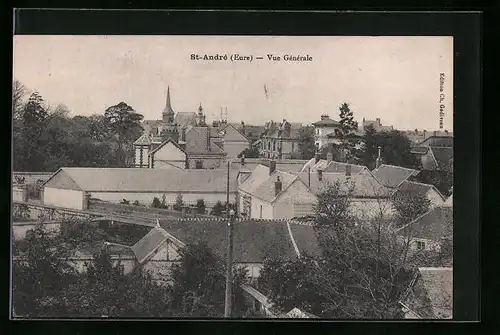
298,125,316,160
391,190,432,228
338,102,358,136
258,182,432,319
12,81,144,171
357,127,420,170
238,146,260,158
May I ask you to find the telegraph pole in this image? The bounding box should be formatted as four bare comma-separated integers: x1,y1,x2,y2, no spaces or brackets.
224,208,235,318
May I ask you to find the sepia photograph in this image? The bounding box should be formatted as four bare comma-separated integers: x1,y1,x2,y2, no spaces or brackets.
12,34,454,319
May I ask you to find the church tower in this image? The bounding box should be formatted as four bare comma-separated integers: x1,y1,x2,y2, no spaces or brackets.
196,103,207,126
162,86,175,123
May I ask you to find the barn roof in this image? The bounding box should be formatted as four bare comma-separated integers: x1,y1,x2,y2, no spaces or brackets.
372,164,420,188
43,168,238,193
158,218,322,263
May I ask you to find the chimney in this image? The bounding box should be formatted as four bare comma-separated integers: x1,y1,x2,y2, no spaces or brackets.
241,154,245,166
206,129,211,151
269,160,276,175
275,176,282,196
433,130,437,137
315,152,321,164
317,169,323,182
327,151,333,164
345,164,352,177
375,146,382,169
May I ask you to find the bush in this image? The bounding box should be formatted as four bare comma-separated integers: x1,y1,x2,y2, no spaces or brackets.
210,201,224,217
133,200,140,206
173,193,184,211
120,199,130,205
196,199,206,214
152,197,161,208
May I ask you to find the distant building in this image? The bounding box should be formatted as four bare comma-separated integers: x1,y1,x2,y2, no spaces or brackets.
260,120,302,159
209,122,251,159
311,114,343,150
404,129,453,145
411,136,453,173
372,164,420,188
41,167,239,210
362,117,394,133
237,162,393,220
120,218,322,285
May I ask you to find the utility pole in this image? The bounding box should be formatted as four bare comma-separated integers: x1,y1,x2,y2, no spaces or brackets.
224,209,235,318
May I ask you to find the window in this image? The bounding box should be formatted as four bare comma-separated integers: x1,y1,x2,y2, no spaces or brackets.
195,160,203,169
416,241,425,250
259,205,263,219
291,142,294,152
272,141,276,152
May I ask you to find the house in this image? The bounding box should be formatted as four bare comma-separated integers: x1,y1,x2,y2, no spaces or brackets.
123,217,322,285
41,168,238,211
238,162,392,220
311,114,343,150
411,136,453,173
182,126,227,169
372,164,420,188
209,123,251,159
396,180,446,208
260,120,302,159
404,130,453,145
399,267,453,319
362,117,394,133
395,205,453,253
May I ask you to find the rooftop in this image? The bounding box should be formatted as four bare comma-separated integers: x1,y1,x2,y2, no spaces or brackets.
44,168,239,193
372,164,420,188
396,206,453,241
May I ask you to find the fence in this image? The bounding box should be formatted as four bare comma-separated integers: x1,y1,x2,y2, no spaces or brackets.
88,200,214,219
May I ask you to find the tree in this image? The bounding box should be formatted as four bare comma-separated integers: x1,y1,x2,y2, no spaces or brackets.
259,182,421,319
13,223,78,317
338,102,358,137
173,193,184,211
169,242,248,317
391,190,432,228
196,199,206,214
210,201,225,217
12,80,27,119
238,146,259,158
298,125,316,159
104,102,144,167
358,128,420,170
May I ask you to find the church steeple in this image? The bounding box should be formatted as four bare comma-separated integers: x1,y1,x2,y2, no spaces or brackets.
162,86,175,123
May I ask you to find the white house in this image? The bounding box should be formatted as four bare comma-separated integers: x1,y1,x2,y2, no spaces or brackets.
238,162,393,220
42,167,239,211
311,114,343,150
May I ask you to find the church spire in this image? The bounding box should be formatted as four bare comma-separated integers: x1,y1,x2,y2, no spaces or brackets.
163,86,175,122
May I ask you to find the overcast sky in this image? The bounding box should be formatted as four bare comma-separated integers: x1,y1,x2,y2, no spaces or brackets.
13,35,453,130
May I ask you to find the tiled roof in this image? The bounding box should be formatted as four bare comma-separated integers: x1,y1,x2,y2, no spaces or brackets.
285,307,319,318
134,133,152,146
372,164,420,188
158,219,314,263
174,112,197,127
401,267,453,319
419,136,453,147
312,118,340,127
397,181,443,199
430,147,453,172
238,165,274,195
443,194,452,207
45,168,238,193
323,161,369,174
396,206,453,241
297,172,392,198
130,227,168,263
251,170,298,203
185,127,225,154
